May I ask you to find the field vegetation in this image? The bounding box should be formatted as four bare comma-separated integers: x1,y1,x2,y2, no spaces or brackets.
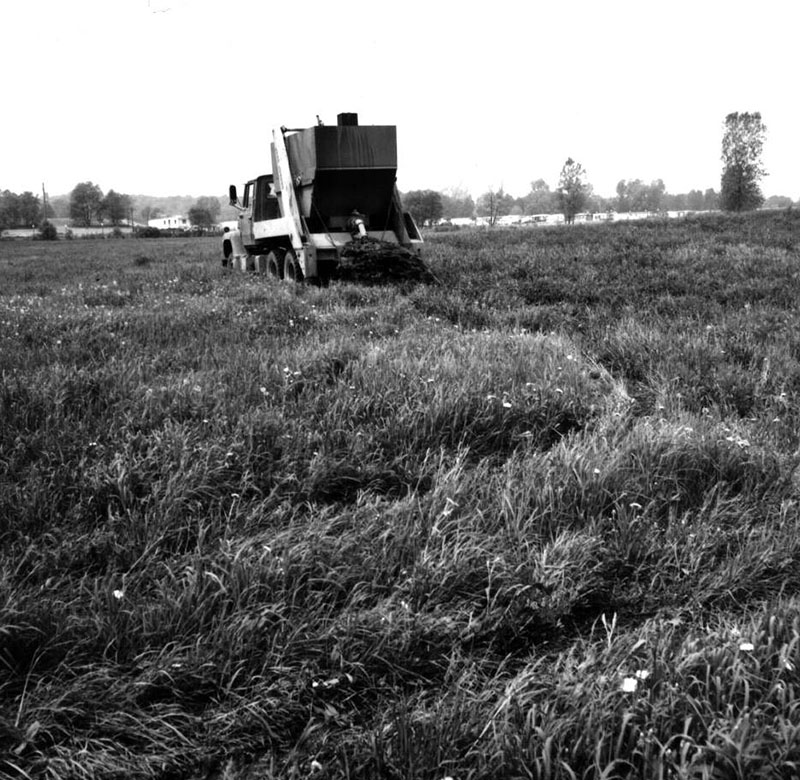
3,211,800,778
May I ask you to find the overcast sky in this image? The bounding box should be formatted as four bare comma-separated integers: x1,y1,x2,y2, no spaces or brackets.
3,0,798,200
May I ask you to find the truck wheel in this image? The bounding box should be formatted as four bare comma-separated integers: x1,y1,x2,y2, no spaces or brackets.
266,250,284,279
284,250,304,283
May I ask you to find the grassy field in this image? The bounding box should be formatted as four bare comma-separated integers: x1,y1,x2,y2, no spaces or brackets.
2,212,800,779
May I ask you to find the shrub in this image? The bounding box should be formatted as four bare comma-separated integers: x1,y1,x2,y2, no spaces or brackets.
37,221,58,240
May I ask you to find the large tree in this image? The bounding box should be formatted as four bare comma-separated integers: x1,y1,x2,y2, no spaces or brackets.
557,159,590,224
719,111,766,212
475,187,514,225
0,190,18,230
440,187,475,219
522,179,557,215
0,190,42,228
686,189,705,211
100,190,133,225
195,196,221,223
403,189,443,226
70,182,104,227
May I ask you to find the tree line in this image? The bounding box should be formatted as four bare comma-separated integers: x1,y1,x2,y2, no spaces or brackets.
2,113,787,235
67,184,223,229
0,190,53,231
1,183,228,233
403,180,726,228
404,112,791,226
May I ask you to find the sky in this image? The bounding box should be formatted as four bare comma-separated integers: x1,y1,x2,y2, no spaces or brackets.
2,0,798,201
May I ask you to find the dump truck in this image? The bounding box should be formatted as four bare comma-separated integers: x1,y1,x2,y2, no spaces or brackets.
223,112,432,284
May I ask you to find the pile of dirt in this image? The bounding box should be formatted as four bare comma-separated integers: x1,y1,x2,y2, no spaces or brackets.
336,238,438,285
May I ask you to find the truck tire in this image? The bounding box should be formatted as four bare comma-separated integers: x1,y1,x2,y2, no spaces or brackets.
284,250,304,283
266,250,284,279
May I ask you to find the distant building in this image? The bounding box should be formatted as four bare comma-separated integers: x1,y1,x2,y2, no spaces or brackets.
148,215,190,231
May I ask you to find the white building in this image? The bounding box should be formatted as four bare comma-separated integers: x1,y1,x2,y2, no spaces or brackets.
147,215,190,231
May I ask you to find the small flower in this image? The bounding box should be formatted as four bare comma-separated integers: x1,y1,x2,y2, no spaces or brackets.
739,642,755,652
593,468,601,475
502,400,512,408
441,498,459,517
310,759,323,774
634,669,650,681
112,589,124,600
621,677,638,693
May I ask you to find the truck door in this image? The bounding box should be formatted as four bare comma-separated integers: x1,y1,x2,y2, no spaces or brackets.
239,181,255,247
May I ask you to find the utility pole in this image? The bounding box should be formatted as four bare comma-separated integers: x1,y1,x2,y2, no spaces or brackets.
41,182,48,225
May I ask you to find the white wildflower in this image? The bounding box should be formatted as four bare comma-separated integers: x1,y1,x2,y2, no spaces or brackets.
621,677,638,693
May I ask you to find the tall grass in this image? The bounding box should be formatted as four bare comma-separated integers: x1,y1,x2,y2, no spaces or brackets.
2,213,800,778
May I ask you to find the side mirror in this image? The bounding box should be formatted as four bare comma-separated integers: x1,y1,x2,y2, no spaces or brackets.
229,185,238,206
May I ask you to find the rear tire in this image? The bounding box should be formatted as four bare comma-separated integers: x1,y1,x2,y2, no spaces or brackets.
284,250,304,283
266,250,284,279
